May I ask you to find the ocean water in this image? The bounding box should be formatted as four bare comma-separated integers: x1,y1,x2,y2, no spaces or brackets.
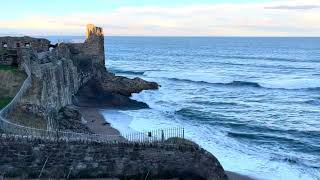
51,36,320,179
103,37,320,180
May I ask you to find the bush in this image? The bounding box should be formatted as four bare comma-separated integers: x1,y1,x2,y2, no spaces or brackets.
0,65,17,72
0,48,7,55
0,97,12,109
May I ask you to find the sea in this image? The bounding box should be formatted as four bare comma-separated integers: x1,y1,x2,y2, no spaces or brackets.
50,36,320,180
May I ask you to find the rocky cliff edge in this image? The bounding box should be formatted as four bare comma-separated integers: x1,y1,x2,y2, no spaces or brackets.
8,24,158,130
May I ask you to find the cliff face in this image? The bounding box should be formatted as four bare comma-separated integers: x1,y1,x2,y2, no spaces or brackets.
11,24,158,128
21,51,83,116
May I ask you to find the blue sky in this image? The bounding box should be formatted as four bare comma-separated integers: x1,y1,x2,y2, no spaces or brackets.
1,0,319,36
2,0,269,17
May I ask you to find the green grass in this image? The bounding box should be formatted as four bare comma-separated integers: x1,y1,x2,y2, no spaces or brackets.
0,65,17,72
0,48,7,55
0,97,12,109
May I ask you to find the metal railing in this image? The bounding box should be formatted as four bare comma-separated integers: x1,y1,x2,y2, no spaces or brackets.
0,63,184,143
0,117,184,143
124,128,184,143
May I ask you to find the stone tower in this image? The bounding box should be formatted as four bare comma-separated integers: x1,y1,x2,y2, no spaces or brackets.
86,24,103,39
84,24,105,67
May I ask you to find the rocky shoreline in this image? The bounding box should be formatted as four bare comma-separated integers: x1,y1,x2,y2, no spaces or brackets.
58,106,258,180
75,106,257,180
0,24,258,179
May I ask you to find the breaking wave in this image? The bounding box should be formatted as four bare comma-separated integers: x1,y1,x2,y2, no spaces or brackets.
143,71,320,90
168,78,320,90
110,69,145,75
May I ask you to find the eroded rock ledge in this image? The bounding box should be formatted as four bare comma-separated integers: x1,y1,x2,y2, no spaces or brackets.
99,71,159,96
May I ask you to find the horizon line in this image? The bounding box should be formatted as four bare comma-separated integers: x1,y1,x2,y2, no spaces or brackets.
1,34,319,38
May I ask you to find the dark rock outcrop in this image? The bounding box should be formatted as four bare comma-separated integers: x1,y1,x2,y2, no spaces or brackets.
99,71,159,96
73,79,149,109
57,106,92,133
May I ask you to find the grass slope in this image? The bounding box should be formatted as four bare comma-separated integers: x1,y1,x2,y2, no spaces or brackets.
0,97,12,110
0,48,6,55
0,65,17,72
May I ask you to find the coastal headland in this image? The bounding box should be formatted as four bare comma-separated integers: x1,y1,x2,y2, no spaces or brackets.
0,24,242,179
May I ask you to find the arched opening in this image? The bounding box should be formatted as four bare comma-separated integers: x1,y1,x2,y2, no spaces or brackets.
11,56,19,67
2,42,8,48
49,44,57,52
16,43,20,48
25,43,31,47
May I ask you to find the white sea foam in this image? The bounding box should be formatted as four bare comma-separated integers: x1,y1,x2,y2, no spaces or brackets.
99,78,320,180
144,71,232,84
100,110,137,134
102,37,320,180
261,78,320,90
144,71,320,90
102,106,318,180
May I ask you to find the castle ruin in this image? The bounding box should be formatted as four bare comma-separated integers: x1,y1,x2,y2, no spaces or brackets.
0,37,50,66
0,24,105,68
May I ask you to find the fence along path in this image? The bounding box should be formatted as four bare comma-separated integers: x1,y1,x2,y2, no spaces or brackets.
0,63,184,143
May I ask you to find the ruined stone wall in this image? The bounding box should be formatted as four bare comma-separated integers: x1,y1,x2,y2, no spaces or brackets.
15,25,105,122
0,135,227,180
62,24,105,68
0,36,50,66
0,49,18,66
0,37,50,53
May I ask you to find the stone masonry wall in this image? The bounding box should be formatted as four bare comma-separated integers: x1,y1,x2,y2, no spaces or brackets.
0,37,50,53
0,135,227,180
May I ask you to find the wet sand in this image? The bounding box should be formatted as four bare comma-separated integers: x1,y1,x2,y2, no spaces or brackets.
75,106,124,141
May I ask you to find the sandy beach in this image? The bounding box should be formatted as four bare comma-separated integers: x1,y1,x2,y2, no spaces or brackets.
76,106,258,180
75,106,124,141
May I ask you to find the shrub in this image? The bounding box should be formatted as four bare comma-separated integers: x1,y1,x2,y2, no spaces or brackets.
0,65,17,72
0,97,12,109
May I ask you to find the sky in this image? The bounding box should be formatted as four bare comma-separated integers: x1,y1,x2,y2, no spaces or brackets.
0,0,320,36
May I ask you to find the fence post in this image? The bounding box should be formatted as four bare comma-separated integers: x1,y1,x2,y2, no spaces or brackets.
183,128,185,139
161,130,164,142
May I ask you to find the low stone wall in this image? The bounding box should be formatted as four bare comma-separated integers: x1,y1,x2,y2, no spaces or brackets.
0,135,227,180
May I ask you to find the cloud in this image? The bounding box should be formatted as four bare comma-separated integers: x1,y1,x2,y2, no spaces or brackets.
0,0,320,36
264,5,320,10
